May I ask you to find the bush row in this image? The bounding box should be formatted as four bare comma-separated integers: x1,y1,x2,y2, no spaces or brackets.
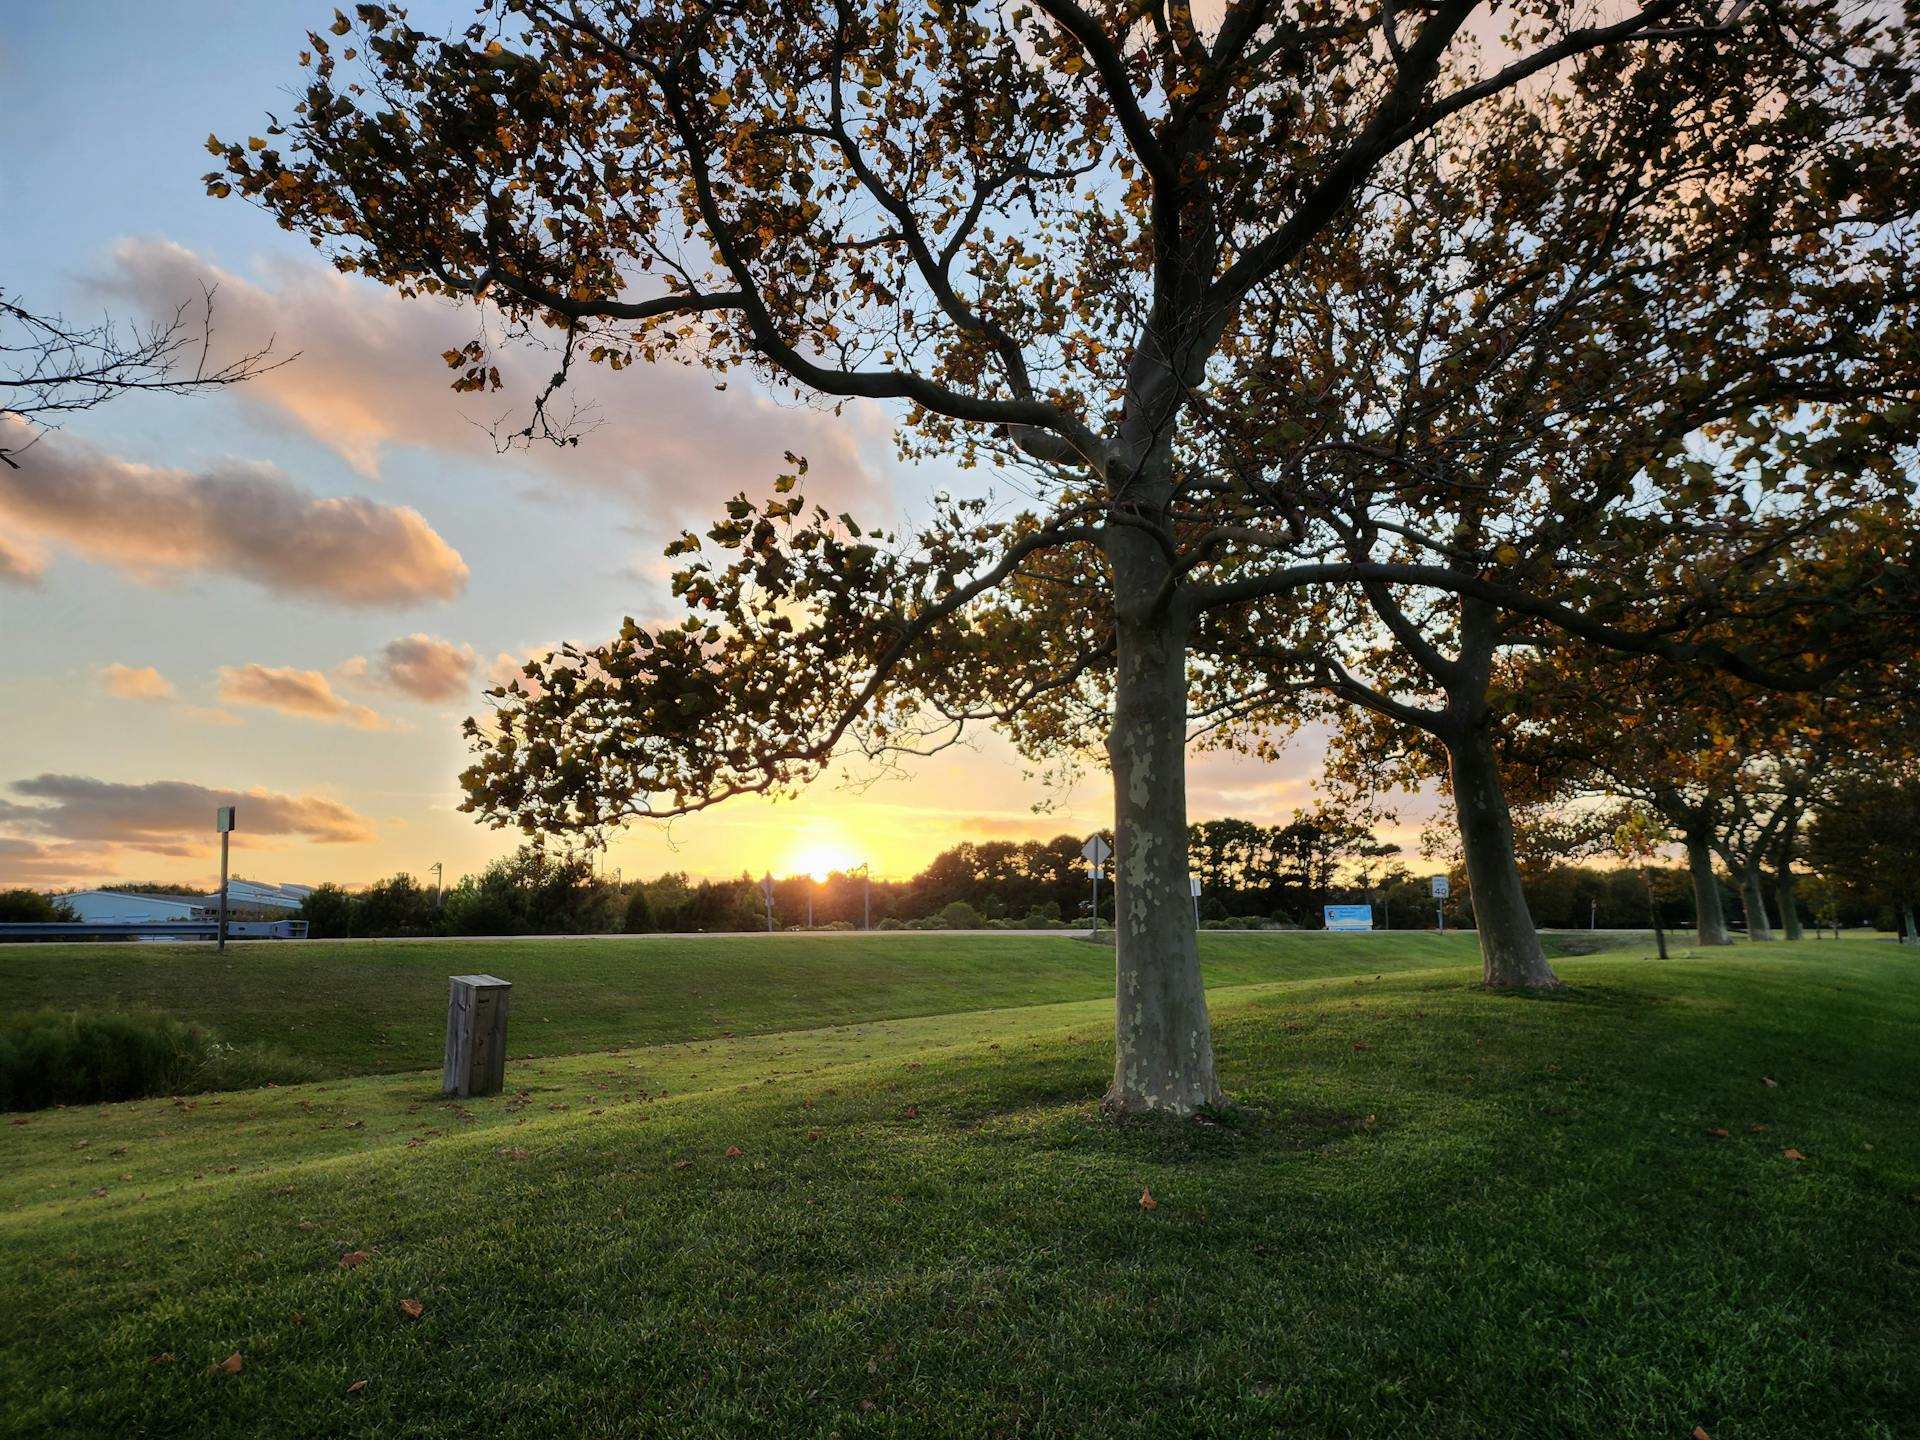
0,1008,318,1112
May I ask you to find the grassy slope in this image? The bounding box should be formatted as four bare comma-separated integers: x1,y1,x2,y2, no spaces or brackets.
1,930,1516,1076
2,939,1916,1438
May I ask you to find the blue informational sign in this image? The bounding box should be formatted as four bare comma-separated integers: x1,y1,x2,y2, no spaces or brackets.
1324,904,1373,932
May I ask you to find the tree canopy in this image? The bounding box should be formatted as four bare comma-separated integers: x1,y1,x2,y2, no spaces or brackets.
222,0,1920,1112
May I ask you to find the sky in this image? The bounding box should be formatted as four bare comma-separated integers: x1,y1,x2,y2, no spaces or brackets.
0,1,1426,894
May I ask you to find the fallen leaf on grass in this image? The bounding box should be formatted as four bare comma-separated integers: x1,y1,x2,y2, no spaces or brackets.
672,1160,692,1170
290,1313,303,1325
1706,1128,1730,1139
1543,1106,1570,1116
1749,1124,1769,1134
340,1250,371,1269
399,1298,423,1320
807,1130,820,1141
297,1221,315,1231
725,1146,742,1158
270,1185,295,1195
1693,1427,1712,1440
1761,1077,1778,1088
209,1352,242,1376
501,1148,530,1161
1350,1042,1372,1051
148,1353,174,1366
346,1380,367,1395
1139,1188,1158,1211
1782,1149,1807,1162
8,1118,28,1127
902,1105,919,1119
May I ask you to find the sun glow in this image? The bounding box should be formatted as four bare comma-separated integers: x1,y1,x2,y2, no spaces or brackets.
782,837,861,883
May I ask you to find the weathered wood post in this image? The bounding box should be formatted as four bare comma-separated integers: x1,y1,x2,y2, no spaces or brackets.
442,974,511,1097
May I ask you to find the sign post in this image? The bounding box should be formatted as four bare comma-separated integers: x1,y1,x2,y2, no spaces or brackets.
1190,875,1202,928
1082,834,1112,938
760,873,775,933
1431,874,1450,933
214,806,236,953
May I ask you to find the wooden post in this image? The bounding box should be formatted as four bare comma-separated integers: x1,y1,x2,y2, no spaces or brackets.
443,974,512,1097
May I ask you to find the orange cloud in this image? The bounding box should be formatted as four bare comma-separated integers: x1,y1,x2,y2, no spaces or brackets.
0,773,375,860
218,664,388,729
0,530,46,586
0,416,467,606
99,663,175,701
100,239,891,520
364,634,478,703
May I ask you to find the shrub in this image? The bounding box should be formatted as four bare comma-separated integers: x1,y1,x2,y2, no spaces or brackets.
0,1008,318,1111
623,886,654,933
0,890,76,925
937,900,984,930
876,917,905,931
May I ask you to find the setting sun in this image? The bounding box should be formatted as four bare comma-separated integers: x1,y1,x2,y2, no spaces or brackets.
780,833,862,883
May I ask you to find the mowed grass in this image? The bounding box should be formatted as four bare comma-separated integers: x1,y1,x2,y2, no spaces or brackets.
1,929,1535,1076
2,937,1917,1438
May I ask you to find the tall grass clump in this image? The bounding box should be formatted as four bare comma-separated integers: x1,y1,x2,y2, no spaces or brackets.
0,1007,317,1110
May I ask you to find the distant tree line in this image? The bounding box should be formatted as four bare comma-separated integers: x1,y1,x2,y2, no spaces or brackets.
278,795,1912,940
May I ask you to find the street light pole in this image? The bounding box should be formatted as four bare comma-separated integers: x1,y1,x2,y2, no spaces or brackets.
214,806,236,953
855,862,870,931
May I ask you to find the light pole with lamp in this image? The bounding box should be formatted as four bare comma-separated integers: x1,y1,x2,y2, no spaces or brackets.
853,862,871,931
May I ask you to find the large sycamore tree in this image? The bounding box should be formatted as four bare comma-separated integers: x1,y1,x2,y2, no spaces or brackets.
222,0,1917,1114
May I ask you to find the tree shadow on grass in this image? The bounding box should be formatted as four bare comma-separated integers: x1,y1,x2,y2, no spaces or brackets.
958,1089,1375,1170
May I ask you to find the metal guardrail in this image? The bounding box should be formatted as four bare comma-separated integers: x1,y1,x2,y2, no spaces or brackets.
0,920,309,940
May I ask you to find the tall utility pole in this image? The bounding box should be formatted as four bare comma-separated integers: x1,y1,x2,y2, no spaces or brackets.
855,862,871,931
215,806,236,952
430,861,444,905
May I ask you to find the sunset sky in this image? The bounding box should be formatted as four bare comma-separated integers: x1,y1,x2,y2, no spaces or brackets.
0,1,1429,894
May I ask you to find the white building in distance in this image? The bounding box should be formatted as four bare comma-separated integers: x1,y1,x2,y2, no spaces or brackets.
60,891,213,924
212,880,313,912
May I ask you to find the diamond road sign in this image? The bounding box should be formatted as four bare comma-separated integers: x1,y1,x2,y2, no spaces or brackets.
1081,834,1112,865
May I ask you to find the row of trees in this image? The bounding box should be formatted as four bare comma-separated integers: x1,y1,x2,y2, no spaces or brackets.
224,0,1920,1113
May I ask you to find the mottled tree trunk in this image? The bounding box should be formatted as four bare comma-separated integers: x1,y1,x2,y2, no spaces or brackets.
1902,902,1917,946
1687,829,1732,946
1445,725,1561,989
1774,866,1804,942
1739,867,1775,942
1104,599,1219,1116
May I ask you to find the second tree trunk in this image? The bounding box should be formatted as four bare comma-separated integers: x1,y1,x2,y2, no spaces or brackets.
1446,726,1562,990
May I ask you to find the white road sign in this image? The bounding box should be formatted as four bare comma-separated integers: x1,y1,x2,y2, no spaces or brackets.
1430,875,1450,898
1081,834,1112,865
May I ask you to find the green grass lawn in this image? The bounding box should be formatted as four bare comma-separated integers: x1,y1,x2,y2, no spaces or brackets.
2,935,1916,1437
0,929,1541,1077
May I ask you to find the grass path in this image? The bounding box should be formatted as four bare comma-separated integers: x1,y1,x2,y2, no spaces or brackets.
3,940,1916,1437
